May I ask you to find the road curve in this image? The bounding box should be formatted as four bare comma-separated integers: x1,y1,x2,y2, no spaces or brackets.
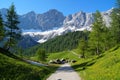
47,63,81,80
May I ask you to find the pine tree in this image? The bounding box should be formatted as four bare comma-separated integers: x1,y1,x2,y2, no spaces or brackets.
101,26,111,51
78,38,87,58
0,12,5,42
78,30,89,58
89,11,105,55
116,0,120,8
110,0,120,45
5,4,21,50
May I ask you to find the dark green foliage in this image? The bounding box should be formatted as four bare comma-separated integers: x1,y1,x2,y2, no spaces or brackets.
5,4,21,50
78,38,87,58
0,47,23,61
42,31,84,52
23,45,39,56
86,0,120,56
101,26,111,51
110,0,120,45
116,0,120,8
0,12,5,41
88,11,108,55
24,31,89,56
36,49,46,61
78,30,89,58
18,36,39,49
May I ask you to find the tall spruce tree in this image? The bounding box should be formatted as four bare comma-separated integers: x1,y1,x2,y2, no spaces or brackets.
0,12,5,42
78,38,87,58
89,11,106,55
78,30,88,58
101,26,110,51
110,0,120,45
5,4,21,50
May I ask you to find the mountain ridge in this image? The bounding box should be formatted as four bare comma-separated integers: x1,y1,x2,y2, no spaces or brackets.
22,8,112,43
0,8,113,44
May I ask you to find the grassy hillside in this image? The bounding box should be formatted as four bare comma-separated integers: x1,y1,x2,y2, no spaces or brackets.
72,45,120,80
47,51,80,61
0,51,57,80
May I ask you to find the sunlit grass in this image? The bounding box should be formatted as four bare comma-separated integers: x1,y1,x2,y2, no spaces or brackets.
0,53,58,80
47,51,79,61
72,46,120,80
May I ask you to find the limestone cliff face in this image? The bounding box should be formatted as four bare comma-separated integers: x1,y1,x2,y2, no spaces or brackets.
0,8,113,44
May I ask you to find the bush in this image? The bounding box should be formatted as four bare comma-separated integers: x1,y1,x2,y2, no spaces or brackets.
36,49,46,61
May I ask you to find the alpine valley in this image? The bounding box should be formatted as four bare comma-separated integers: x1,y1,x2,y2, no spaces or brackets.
0,8,113,48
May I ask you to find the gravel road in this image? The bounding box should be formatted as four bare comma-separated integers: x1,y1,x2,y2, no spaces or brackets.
47,63,81,80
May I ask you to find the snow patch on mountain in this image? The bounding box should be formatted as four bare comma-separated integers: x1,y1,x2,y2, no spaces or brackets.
22,25,91,43
0,8,113,43
22,27,65,43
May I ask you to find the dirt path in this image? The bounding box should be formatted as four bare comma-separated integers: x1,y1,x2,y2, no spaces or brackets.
47,63,81,80
70,51,79,56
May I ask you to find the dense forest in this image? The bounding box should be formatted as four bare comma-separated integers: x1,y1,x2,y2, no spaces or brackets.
23,31,89,56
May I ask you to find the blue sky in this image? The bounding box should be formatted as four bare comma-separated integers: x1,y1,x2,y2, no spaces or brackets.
0,0,115,15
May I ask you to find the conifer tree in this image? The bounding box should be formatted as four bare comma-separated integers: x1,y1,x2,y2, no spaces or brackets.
101,26,110,51
78,30,89,58
5,3,21,50
78,38,87,58
110,0,120,45
0,12,5,42
89,11,105,55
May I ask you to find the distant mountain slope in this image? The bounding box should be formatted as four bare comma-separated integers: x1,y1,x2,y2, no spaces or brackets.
18,35,39,49
23,31,89,56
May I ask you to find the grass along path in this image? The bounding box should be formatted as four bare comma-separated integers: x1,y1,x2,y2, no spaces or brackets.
47,63,81,80
0,52,58,80
47,51,79,61
72,45,120,80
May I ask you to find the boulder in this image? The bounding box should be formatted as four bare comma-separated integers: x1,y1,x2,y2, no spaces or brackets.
71,60,77,63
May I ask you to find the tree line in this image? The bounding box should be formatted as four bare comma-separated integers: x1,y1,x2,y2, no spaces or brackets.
23,31,89,56
78,0,120,58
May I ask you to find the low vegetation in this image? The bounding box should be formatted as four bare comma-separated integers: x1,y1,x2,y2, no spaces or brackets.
47,51,79,61
0,51,58,80
72,45,120,80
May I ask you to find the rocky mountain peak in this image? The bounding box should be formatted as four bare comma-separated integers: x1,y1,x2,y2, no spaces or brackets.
26,11,36,15
0,8,113,43
47,9,61,14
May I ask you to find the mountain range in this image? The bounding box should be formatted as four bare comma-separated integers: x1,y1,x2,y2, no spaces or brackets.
0,8,113,48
